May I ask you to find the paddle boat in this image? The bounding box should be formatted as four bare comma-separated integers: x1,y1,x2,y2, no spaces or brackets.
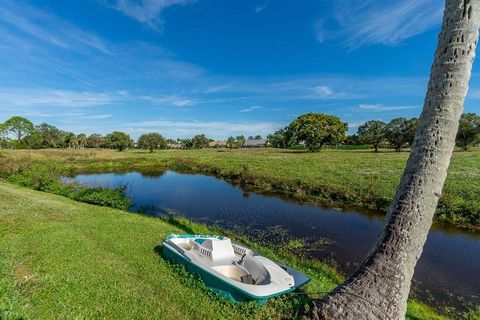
162,234,310,303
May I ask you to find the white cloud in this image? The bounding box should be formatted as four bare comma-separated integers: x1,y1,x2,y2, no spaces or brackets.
358,103,417,111
0,0,111,54
0,88,125,107
0,87,203,109
326,0,443,48
313,85,334,98
314,20,325,43
80,114,113,120
239,105,262,113
140,95,198,107
122,119,281,138
202,84,232,94
255,1,271,14
103,0,195,30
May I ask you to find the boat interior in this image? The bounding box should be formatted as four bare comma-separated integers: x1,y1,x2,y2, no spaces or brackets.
168,236,277,286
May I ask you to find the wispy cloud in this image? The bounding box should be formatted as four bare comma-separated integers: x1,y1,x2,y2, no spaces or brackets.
255,1,271,14
312,85,335,98
102,0,195,30
327,0,443,48
358,103,417,111
239,105,262,113
202,84,233,94
140,94,198,107
314,20,325,43
122,119,281,138
0,0,111,54
0,87,203,109
80,114,113,120
0,88,125,107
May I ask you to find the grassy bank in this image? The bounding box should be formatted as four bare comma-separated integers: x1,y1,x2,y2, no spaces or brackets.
0,182,454,319
2,148,479,229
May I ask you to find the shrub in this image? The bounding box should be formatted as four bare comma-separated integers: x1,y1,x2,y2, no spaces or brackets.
5,160,132,211
71,185,132,210
6,160,61,190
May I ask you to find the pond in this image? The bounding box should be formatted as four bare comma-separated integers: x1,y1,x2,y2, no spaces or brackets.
64,170,480,311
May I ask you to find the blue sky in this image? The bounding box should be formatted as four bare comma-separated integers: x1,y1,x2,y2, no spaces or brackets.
0,0,479,139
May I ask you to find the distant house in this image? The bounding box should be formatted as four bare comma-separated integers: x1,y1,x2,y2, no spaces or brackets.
243,139,267,148
208,140,227,148
167,143,181,149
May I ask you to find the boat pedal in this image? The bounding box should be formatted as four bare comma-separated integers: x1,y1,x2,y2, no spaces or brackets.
240,274,254,284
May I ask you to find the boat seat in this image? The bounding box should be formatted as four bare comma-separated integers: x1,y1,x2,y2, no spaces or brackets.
242,256,270,285
196,238,236,261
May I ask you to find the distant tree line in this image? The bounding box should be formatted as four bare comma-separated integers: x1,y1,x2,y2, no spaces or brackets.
0,116,222,152
1,113,479,152
267,113,480,152
0,116,134,151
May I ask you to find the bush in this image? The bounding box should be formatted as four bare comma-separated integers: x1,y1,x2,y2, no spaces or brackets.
6,160,61,190
71,185,132,210
5,160,132,211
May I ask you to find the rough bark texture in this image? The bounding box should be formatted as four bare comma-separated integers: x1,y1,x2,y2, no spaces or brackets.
312,1,480,319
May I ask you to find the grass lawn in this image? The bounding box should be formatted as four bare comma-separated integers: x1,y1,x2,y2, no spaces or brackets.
2,147,479,229
0,182,450,319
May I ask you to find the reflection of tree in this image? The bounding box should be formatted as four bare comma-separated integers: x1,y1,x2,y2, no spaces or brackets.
136,205,172,218
138,169,167,178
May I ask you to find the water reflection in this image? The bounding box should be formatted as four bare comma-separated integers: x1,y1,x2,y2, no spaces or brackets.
64,170,480,311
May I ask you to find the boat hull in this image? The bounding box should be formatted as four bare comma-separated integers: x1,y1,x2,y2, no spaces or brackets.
162,235,310,303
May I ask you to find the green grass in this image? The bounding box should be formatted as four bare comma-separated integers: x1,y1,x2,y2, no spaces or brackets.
2,148,479,229
0,182,453,319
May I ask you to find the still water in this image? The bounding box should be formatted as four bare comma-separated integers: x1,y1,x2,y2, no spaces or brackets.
65,170,480,310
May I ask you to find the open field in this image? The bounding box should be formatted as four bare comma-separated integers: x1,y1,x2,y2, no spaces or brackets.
2,148,479,229
0,182,453,319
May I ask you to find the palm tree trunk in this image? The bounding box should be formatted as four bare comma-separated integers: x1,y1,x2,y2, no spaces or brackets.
312,1,480,319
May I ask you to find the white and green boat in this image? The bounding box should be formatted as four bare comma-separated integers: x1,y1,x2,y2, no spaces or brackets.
162,234,310,303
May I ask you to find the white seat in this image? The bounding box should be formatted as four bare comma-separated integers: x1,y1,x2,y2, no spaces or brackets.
242,256,270,285
199,238,236,261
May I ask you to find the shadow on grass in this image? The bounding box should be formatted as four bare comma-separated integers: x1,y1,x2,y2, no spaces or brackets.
162,216,197,234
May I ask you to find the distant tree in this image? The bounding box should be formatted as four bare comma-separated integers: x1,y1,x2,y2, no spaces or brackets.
236,135,246,147
77,133,87,149
456,113,480,150
64,132,78,149
137,133,166,152
180,139,190,149
344,134,360,146
192,134,210,148
0,123,5,137
405,118,419,145
105,131,132,151
35,123,64,148
357,120,386,152
23,130,43,149
4,116,34,141
385,118,419,152
287,113,348,152
179,138,193,149
267,128,292,149
86,134,104,148
226,136,236,149
0,123,8,149
254,135,263,140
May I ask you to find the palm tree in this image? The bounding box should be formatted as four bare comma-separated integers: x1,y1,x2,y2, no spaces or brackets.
77,133,87,149
313,1,480,319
